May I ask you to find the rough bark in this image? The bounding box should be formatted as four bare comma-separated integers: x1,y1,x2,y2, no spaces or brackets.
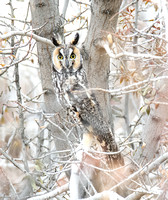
83,0,123,130
30,0,69,153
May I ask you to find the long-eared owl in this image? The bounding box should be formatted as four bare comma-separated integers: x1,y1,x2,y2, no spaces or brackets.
52,33,124,167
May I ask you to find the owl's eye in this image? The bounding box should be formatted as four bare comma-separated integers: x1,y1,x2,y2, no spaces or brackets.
57,54,64,60
70,53,76,59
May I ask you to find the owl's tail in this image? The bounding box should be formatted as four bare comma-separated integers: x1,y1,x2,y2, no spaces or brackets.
96,133,124,168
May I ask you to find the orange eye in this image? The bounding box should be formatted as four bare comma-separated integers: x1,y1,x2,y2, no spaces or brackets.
57,54,64,60
70,53,76,59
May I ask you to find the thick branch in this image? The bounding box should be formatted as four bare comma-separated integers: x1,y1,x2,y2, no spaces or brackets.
81,191,125,200
0,31,54,47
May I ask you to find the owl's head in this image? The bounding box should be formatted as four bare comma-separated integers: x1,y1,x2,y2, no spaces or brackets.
52,33,82,73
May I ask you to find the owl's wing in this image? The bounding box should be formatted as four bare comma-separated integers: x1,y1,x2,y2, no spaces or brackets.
74,95,124,168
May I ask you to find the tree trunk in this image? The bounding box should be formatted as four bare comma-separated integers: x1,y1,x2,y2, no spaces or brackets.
134,72,168,165
133,1,168,166
30,0,70,154
83,0,123,130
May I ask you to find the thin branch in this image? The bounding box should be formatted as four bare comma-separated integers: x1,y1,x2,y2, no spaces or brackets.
32,149,72,160
73,76,168,96
133,0,139,57
110,0,137,21
0,16,31,23
0,147,50,192
126,186,162,200
134,27,168,43
0,35,33,70
120,114,143,145
61,8,89,28
110,152,168,191
72,0,91,7
105,46,163,60
0,148,27,174
0,30,164,62
161,0,168,48
27,183,69,200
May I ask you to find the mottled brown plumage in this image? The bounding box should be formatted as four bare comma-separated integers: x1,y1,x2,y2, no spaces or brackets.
52,33,124,168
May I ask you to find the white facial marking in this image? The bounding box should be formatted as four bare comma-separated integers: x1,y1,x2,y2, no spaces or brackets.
60,48,64,56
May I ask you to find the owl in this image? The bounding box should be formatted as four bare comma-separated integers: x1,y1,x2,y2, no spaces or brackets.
52,33,124,168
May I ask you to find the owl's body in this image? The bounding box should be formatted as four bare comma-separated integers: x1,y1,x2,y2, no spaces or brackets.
52,33,124,167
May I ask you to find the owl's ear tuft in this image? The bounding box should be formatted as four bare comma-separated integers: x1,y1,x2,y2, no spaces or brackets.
52,37,60,47
71,33,79,45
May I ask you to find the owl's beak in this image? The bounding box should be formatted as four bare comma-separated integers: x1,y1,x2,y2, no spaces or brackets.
65,59,69,68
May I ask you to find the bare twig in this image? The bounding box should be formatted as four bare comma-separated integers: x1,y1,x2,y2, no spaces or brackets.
61,8,89,28
110,152,168,191
121,114,143,145
0,148,27,174
126,186,162,200
73,76,168,96
72,0,91,7
133,0,139,55
27,183,69,200
105,46,163,60
0,16,31,23
110,0,137,21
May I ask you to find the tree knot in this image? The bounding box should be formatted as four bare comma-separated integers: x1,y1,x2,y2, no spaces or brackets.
35,2,46,8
